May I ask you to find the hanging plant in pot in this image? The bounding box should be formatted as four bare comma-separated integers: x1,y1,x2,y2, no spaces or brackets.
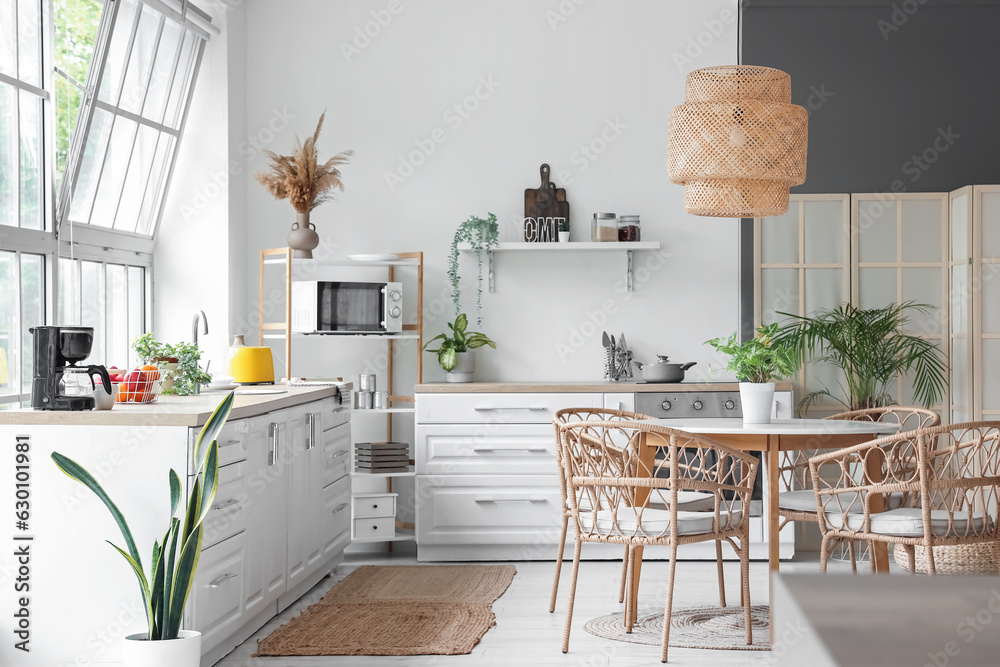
253,112,353,259
707,323,797,424
448,213,499,327
424,314,496,383
51,393,235,667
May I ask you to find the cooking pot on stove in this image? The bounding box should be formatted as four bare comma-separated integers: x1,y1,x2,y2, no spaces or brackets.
632,356,696,383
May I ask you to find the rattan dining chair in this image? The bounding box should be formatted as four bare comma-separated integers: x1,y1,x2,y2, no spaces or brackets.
551,408,718,614
776,407,940,571
559,420,758,662
809,421,1000,575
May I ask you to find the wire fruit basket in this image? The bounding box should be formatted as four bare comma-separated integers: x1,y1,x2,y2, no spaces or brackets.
115,369,164,404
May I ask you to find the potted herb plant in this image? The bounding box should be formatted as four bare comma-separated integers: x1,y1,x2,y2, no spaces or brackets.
253,112,353,259
51,392,235,667
132,333,180,392
707,323,797,424
424,313,496,382
447,213,499,327
773,302,948,413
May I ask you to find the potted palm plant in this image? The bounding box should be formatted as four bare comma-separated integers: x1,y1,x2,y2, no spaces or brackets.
773,302,948,413
424,313,496,382
707,323,797,424
51,392,235,666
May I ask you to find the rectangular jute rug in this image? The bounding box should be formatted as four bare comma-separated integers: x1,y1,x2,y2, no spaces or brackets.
254,564,516,656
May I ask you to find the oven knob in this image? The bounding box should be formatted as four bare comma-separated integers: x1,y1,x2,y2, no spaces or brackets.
661,400,672,412
724,399,736,410
389,289,402,302
389,306,401,318
692,400,703,411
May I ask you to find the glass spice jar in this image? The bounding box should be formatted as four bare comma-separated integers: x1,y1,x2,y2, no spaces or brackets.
592,213,618,242
618,215,641,242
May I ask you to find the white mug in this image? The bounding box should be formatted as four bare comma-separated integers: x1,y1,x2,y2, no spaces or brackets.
93,383,118,410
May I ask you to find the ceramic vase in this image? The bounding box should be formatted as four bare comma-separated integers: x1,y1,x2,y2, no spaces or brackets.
287,212,319,259
446,351,475,383
122,630,201,667
740,382,775,424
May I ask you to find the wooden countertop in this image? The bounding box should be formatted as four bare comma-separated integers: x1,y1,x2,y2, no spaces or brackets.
414,381,794,393
0,383,351,427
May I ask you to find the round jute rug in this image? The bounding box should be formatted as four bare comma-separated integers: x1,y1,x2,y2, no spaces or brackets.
583,605,771,651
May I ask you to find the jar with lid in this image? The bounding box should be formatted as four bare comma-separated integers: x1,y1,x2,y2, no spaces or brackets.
592,213,618,242
618,215,641,242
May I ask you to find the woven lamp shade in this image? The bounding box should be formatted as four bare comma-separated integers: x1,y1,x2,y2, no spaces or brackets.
668,65,808,218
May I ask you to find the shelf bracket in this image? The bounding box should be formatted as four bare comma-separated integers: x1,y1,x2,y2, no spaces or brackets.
626,250,634,292
488,249,495,292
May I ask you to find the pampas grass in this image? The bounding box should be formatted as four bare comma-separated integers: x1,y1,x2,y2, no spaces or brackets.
253,112,353,214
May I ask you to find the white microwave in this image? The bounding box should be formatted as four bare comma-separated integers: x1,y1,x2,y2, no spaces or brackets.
291,281,403,334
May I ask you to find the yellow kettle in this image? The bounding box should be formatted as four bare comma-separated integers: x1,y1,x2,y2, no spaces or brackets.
229,346,275,385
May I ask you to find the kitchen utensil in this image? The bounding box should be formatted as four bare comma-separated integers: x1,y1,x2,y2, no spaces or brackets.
632,357,697,383
230,346,275,384
524,164,567,241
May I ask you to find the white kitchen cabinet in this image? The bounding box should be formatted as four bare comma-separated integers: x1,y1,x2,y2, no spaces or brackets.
603,392,636,412
285,404,325,597
416,423,556,475
187,533,247,656
417,392,601,424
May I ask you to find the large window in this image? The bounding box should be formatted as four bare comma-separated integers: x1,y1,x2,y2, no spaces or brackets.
0,0,211,407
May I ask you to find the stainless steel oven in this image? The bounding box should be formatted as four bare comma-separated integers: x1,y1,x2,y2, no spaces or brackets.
291,280,403,334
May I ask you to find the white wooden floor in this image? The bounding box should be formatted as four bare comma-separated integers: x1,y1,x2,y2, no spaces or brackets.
217,554,867,667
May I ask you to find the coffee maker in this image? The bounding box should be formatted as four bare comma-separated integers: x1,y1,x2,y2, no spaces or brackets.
30,326,112,411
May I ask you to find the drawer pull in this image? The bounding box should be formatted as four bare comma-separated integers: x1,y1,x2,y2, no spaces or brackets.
218,439,243,449
472,447,548,453
211,499,240,512
475,496,548,503
474,406,548,412
330,449,349,459
208,572,238,588
332,503,349,514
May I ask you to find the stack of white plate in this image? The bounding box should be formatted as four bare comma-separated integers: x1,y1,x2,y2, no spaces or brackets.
206,375,238,391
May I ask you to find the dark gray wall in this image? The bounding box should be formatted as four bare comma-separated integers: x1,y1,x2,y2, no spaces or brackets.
744,1,1000,193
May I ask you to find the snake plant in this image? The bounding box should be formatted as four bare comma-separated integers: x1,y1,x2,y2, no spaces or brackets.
51,391,235,641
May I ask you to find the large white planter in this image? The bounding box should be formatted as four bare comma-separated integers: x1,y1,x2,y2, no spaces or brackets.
446,351,475,383
123,630,201,667
740,382,775,424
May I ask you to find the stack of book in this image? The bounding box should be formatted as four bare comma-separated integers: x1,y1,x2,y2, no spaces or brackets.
355,442,410,473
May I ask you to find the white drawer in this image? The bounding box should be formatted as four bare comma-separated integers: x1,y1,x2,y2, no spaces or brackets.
199,461,248,550
188,418,249,474
354,516,395,540
323,401,350,431
323,476,352,558
417,424,557,475
416,475,562,546
187,533,245,656
354,493,397,519
417,392,602,424
322,423,351,486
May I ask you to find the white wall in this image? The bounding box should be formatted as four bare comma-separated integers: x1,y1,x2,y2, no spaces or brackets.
236,0,741,384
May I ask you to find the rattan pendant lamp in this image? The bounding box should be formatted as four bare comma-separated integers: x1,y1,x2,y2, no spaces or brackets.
668,65,808,217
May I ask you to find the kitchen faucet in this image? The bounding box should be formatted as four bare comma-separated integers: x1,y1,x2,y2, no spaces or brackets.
192,310,209,394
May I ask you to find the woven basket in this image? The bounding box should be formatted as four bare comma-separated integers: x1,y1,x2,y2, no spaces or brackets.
892,542,1000,575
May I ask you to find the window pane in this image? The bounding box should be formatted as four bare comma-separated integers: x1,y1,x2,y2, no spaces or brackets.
105,264,127,367
0,0,14,77
17,0,41,87
98,0,139,105
163,31,196,129
137,133,173,235
19,90,43,230
118,6,159,114
142,18,183,123
127,266,144,365
68,107,112,223
20,254,43,393
89,116,137,227
81,260,102,365
0,84,17,228
114,124,157,232
0,251,15,395
58,257,80,324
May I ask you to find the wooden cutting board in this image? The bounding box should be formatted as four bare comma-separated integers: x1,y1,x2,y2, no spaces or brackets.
523,163,569,241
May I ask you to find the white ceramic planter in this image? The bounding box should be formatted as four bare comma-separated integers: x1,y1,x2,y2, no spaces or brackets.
123,630,201,667
740,382,775,424
446,351,475,383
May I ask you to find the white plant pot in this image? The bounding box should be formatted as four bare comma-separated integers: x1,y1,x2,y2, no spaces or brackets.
446,351,475,383
740,382,775,424
123,630,201,667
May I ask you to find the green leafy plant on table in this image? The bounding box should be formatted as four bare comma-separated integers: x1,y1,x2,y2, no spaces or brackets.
447,213,498,326
51,392,236,641
706,323,798,384
772,302,948,412
130,336,212,396
424,313,496,372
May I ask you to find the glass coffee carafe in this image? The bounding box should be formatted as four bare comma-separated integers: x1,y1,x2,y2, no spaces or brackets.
59,367,96,397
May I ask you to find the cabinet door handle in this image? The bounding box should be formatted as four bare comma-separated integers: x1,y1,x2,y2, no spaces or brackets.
211,499,240,512
332,503,349,514
475,496,548,503
471,447,548,453
208,572,238,588
306,413,316,450
474,406,547,412
268,422,278,466
330,449,349,459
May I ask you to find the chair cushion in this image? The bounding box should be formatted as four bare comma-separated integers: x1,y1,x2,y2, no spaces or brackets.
778,490,907,514
824,508,991,537
579,507,742,537
568,490,715,512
